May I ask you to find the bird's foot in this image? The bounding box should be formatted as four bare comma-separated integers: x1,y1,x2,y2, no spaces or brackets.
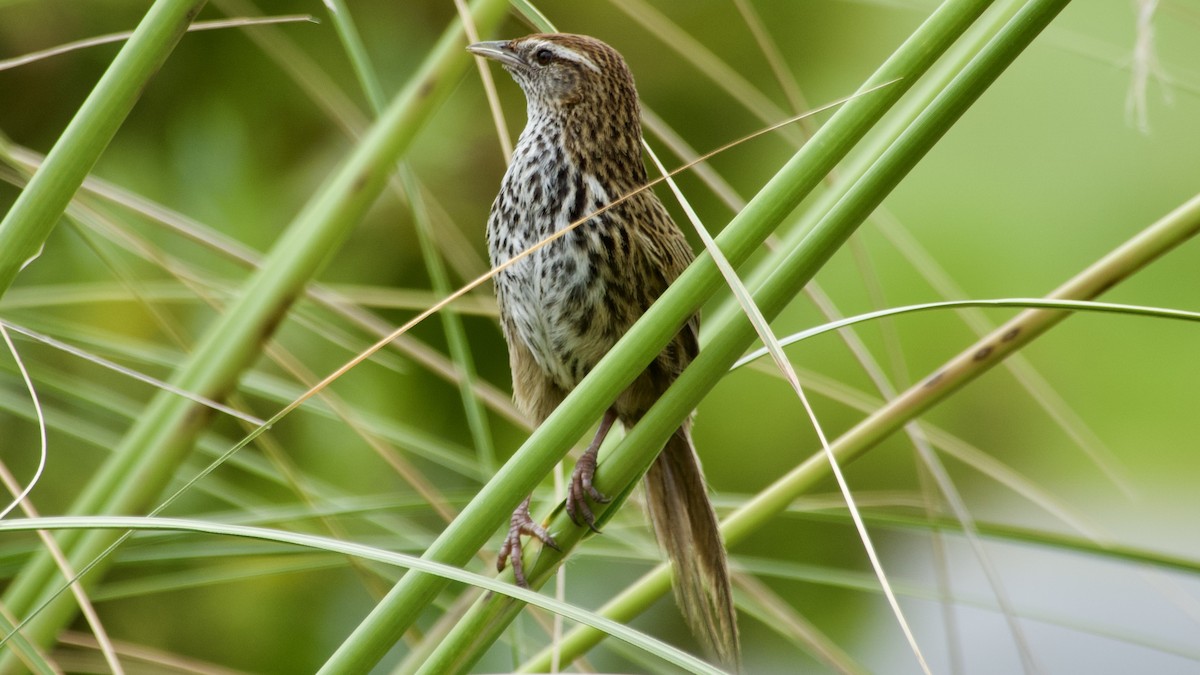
565,445,611,532
498,496,559,587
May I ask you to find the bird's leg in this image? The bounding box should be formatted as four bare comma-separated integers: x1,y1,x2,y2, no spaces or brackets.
565,408,617,531
498,495,559,587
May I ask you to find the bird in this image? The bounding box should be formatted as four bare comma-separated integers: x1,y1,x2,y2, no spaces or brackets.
467,33,739,666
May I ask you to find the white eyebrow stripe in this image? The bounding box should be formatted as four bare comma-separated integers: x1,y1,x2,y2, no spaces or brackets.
537,41,601,73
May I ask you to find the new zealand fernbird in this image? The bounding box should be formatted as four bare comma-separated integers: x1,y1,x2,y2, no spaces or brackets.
468,33,739,665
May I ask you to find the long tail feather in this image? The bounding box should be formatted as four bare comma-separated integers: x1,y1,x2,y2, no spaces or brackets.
643,427,740,667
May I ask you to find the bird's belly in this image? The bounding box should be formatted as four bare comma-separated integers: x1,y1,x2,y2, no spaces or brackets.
501,243,608,390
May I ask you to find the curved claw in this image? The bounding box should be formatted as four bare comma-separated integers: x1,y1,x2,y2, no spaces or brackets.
565,445,611,531
497,496,558,587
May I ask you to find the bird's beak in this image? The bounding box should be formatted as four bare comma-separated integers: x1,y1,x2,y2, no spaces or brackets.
466,40,524,69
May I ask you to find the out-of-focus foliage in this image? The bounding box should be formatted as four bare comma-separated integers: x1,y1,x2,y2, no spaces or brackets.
0,1,1198,672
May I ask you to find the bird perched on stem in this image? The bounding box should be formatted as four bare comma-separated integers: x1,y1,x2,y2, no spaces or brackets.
467,33,739,666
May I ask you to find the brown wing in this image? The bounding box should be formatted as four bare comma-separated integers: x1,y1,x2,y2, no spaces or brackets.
612,192,698,421
633,194,699,371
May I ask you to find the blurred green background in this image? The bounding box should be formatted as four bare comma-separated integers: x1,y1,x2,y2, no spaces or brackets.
1,0,1198,672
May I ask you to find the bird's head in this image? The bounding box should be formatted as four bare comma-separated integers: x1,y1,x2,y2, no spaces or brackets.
467,33,638,115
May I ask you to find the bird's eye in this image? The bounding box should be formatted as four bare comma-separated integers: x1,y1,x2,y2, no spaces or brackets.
534,48,554,65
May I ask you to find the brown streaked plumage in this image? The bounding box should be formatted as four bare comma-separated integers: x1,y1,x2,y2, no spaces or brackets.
468,33,739,666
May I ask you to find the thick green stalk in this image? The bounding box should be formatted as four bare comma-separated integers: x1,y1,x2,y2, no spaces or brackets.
0,0,508,664
320,1,997,672
518,0,1082,667
0,0,205,296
